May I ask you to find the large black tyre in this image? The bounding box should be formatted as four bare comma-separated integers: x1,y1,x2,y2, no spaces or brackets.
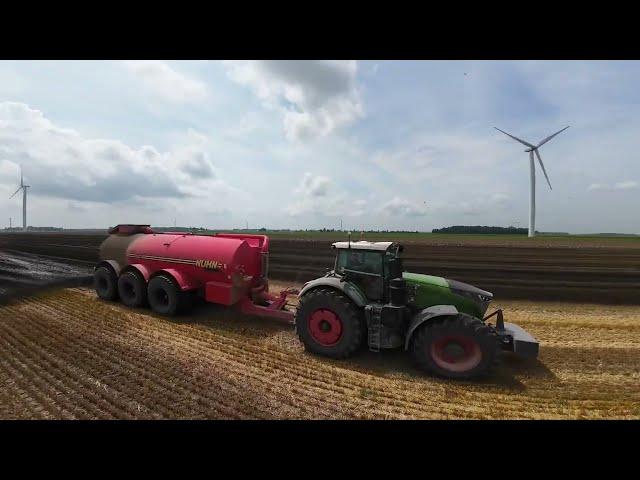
117,270,147,308
94,266,118,301
295,287,365,359
410,314,500,379
147,275,182,316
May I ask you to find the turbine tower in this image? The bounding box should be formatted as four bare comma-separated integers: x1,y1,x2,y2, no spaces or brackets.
495,126,569,238
9,166,30,231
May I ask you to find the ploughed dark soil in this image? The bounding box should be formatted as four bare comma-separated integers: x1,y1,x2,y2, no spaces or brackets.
1,232,639,304
0,249,92,301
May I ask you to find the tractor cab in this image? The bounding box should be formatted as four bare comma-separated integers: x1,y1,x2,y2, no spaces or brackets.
331,241,404,302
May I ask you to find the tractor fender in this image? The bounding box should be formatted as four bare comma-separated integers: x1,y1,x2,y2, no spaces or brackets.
151,268,198,291
404,305,459,350
95,259,122,276
122,263,151,282
298,277,368,307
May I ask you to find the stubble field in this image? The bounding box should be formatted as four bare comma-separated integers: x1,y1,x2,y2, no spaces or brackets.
1,280,638,420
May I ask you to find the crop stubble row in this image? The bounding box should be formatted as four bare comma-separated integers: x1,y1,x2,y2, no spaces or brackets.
0,286,638,419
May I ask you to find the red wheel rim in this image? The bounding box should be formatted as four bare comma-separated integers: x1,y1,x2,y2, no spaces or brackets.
308,308,343,346
430,335,482,373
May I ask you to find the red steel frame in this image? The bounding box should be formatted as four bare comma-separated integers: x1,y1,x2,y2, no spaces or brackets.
237,287,299,323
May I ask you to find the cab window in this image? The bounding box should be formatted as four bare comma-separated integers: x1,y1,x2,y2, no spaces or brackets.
335,250,383,276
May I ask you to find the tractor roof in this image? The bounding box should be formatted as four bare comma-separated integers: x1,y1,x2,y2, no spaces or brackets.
331,241,399,252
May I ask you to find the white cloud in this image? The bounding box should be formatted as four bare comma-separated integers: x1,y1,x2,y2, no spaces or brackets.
67,201,88,213
588,181,637,191
0,102,232,205
297,172,330,197
614,180,638,190
223,60,363,141
170,130,216,180
371,132,513,190
450,192,511,217
380,197,429,218
286,172,367,218
123,61,209,104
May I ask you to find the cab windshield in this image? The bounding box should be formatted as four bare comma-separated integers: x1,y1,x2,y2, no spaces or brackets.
335,250,383,276
335,249,385,300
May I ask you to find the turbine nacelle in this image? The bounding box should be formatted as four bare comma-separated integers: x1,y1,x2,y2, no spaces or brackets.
495,125,569,192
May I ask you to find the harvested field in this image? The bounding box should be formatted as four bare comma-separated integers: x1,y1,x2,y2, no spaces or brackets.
1,281,638,419
1,232,639,304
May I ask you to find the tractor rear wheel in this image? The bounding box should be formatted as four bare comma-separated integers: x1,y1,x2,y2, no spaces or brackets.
118,270,147,308
410,314,499,379
147,275,182,316
94,266,118,301
296,287,364,359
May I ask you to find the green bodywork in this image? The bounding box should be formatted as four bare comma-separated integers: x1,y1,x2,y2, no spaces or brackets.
326,246,490,320
402,272,485,318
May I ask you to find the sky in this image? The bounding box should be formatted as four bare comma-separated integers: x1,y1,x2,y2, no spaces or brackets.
0,60,638,233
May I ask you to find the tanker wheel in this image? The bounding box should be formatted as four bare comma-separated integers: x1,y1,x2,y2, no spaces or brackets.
147,275,182,316
295,287,364,359
117,270,148,308
410,314,500,379
94,266,118,301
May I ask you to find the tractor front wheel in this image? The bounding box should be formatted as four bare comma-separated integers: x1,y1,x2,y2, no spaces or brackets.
410,314,499,379
295,287,364,359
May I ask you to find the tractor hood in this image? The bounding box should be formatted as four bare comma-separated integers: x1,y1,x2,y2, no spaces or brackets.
402,272,449,288
446,278,493,300
402,272,493,317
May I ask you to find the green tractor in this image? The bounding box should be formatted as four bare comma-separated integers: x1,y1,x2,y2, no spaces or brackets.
295,240,539,379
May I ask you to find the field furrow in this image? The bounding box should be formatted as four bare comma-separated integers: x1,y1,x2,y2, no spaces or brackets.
1,287,639,419
16,302,272,419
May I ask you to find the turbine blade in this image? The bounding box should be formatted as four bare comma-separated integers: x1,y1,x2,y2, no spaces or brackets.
537,126,570,148
9,186,22,199
20,166,23,187
494,127,535,149
534,149,552,190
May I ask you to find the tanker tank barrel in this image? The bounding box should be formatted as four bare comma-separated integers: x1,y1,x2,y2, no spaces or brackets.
96,227,296,321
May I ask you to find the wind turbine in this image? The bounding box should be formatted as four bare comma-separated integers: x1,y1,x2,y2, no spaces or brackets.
9,166,30,231
495,125,569,238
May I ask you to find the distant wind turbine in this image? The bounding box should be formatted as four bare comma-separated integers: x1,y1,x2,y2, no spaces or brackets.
9,166,30,231
495,125,570,238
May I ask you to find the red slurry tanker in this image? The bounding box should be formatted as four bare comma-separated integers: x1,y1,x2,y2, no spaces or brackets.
95,224,538,379
94,224,298,320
